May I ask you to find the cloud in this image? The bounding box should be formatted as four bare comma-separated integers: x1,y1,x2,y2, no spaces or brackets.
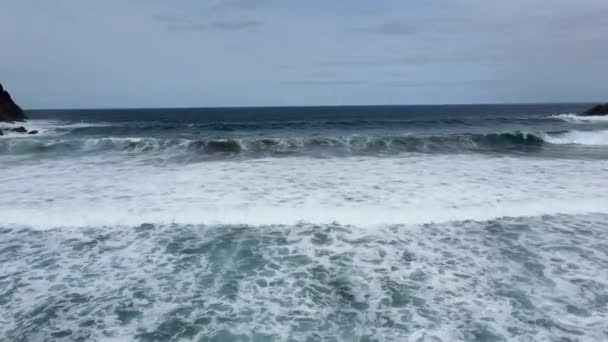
3,0,608,107
152,15,189,24
212,0,272,11
385,80,518,88
167,24,209,32
283,79,516,88
320,56,435,67
356,20,419,35
211,20,263,30
318,50,517,68
159,17,263,32
354,4,608,39
282,80,369,86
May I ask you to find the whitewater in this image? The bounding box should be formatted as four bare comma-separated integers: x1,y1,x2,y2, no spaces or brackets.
1,104,607,341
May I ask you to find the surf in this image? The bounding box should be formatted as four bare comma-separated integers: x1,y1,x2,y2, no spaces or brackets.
3,130,608,159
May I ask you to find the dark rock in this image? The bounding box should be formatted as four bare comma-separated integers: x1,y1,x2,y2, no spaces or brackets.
0,82,27,123
0,129,3,136
11,126,27,133
580,104,608,116
28,130,39,135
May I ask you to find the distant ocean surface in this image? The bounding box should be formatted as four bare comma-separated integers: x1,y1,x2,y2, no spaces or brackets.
1,104,607,341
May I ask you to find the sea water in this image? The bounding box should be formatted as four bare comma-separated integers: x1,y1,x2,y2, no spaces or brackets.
1,104,607,341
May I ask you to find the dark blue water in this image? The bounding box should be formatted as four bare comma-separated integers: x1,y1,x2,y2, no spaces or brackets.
29,103,590,122
28,104,595,137
5,103,606,159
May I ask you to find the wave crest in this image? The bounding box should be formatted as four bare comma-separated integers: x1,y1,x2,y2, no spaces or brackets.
549,114,608,123
0,137,189,155
542,129,608,146
3,130,607,158
0,132,554,158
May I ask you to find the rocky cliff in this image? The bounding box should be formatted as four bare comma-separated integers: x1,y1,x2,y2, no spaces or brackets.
0,83,26,123
580,104,608,116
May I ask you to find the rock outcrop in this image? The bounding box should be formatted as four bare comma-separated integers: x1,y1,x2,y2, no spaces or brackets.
10,126,28,133
0,126,36,135
580,104,608,116
0,83,27,123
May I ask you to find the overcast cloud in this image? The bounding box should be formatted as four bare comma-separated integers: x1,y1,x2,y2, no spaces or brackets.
1,0,607,108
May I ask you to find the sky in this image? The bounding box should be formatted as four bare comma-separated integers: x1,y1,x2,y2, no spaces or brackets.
1,0,607,108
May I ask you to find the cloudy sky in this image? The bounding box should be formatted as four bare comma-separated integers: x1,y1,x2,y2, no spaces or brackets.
1,0,607,108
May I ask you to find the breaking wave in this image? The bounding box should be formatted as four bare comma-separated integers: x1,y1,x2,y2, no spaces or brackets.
0,132,550,157
542,129,608,145
3,105,608,341
549,113,608,123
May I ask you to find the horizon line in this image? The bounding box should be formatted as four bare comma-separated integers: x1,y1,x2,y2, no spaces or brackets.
24,101,597,112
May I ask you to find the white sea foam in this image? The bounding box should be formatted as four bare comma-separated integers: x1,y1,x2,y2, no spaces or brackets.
550,113,608,123
2,214,607,340
0,119,114,138
2,141,608,341
543,129,608,145
2,154,607,229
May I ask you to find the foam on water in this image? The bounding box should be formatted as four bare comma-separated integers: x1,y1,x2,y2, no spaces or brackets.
1,154,607,229
550,113,608,123
1,215,607,341
543,129,608,146
2,107,608,341
0,120,114,138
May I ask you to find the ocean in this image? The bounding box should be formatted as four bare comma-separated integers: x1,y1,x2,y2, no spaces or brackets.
1,104,607,341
